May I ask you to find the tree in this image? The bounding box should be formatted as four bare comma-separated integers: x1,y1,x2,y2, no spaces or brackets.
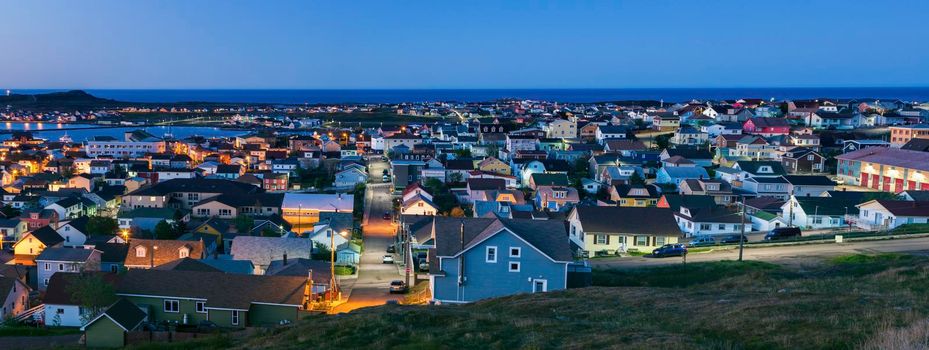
311,242,332,261
654,134,672,150
453,148,472,158
0,205,21,218
234,214,255,233
67,273,117,325
448,172,463,184
629,172,646,186
154,220,175,240
86,216,118,236
171,210,188,237
449,207,466,217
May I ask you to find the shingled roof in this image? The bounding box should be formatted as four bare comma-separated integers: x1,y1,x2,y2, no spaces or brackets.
573,206,682,237
115,269,306,310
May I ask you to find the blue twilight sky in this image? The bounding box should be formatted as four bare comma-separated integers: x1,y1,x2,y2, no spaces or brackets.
1,0,928,89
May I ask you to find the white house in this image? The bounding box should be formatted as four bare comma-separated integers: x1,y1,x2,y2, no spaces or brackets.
856,200,929,230
334,168,367,189
673,206,745,237
781,196,856,230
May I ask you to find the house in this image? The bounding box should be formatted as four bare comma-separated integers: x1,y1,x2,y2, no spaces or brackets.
264,257,333,293
678,178,734,205
889,124,929,147
608,184,661,207
534,186,580,212
528,173,570,190
856,200,929,230
95,243,130,273
782,196,858,229
743,117,790,137
674,205,745,237
655,167,709,189
118,208,183,232
465,178,507,204
787,134,821,151
659,147,714,167
477,157,511,176
0,275,30,320
400,184,439,216
124,239,205,269
36,247,102,291
113,269,308,328
602,140,647,155
333,167,367,189
568,206,682,257
545,119,577,138
429,218,573,303
784,175,836,197
230,236,314,274
55,216,90,247
595,125,627,143
671,127,709,146
0,218,29,243
45,197,83,219
82,298,148,348
781,148,825,174
308,213,353,250
11,226,65,265
842,139,889,154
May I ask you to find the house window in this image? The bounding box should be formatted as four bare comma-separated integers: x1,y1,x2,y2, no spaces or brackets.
164,300,179,313
509,261,521,272
595,235,608,245
656,236,667,245
58,263,64,271
44,263,50,271
813,217,823,224
635,236,648,246
110,265,118,273
179,249,189,258
699,224,711,231
44,278,49,286
136,246,146,257
485,246,497,263
510,247,521,258
231,310,240,325
718,224,726,230
196,301,206,313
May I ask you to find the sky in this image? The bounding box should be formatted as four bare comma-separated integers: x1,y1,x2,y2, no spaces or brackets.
1,0,928,89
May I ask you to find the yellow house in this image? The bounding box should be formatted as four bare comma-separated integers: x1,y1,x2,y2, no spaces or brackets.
567,206,682,257
477,157,511,176
609,184,661,207
11,227,64,265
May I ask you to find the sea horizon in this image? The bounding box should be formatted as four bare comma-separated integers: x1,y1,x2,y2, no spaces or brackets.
8,87,929,104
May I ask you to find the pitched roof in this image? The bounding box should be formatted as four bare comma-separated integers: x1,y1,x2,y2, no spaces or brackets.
153,257,223,273
434,218,572,262
794,197,860,216
36,247,98,262
230,236,313,267
124,239,205,267
281,193,354,211
86,298,148,331
116,269,306,309
836,147,929,172
573,206,681,236
467,178,506,191
530,173,570,187
26,226,65,247
784,175,836,186
867,200,929,217
734,160,787,176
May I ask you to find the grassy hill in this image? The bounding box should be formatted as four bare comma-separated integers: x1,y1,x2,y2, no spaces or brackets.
130,254,929,350
0,90,125,110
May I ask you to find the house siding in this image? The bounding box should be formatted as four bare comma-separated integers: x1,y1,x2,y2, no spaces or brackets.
432,230,567,303
85,316,125,348
248,304,299,327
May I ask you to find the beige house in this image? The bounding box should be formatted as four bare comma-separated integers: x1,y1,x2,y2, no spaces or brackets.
11,227,65,266
477,157,511,175
546,119,577,138
567,206,682,257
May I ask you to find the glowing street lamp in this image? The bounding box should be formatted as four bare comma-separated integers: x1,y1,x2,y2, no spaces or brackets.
330,229,349,305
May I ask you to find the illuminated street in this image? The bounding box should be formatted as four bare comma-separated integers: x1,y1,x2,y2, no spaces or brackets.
331,159,402,313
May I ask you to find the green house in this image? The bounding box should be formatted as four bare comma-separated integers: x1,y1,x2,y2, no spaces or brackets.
82,298,147,348
115,269,308,328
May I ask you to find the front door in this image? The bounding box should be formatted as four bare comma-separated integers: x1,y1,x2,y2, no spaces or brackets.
532,279,547,293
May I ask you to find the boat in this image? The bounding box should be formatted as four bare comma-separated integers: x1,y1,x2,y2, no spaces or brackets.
59,133,73,143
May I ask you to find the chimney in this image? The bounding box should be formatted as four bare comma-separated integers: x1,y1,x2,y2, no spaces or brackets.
283,252,288,265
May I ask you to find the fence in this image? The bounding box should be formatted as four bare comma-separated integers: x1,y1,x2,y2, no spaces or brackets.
125,330,217,346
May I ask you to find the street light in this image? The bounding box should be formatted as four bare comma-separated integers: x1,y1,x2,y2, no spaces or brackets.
330,229,349,305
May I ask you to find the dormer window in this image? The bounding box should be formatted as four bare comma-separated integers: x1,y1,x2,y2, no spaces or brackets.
135,246,146,258
759,166,772,173
179,247,189,258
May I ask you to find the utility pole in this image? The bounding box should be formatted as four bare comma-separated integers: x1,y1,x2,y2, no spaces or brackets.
738,195,746,262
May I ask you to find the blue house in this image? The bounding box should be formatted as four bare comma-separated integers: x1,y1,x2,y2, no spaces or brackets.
429,218,573,303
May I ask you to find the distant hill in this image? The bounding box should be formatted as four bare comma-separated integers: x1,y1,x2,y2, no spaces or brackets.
0,90,124,110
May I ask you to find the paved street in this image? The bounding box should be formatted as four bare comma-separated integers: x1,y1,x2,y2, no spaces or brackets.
331,159,402,313
592,235,929,268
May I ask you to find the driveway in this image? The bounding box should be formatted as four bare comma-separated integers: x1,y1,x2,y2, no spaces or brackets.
331,168,402,313
592,235,929,269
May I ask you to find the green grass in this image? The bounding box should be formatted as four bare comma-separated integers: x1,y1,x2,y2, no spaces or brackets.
334,266,355,275
0,325,81,337
132,253,929,349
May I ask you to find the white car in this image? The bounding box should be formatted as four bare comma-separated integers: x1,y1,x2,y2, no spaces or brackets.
382,255,395,264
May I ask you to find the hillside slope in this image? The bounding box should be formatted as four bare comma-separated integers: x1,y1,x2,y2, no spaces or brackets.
133,255,929,350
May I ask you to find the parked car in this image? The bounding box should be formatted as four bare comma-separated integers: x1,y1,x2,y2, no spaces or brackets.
386,244,396,253
382,255,395,264
688,236,715,247
652,243,687,258
382,174,390,182
382,211,392,220
720,234,749,244
764,227,802,241
389,280,407,293
418,260,429,271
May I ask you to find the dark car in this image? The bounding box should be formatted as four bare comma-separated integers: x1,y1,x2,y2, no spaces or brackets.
764,227,802,241
389,280,407,293
386,244,396,253
652,243,687,258
720,234,749,244
382,211,392,220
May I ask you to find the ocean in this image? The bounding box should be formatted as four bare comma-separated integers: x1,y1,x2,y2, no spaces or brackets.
10,88,929,104
0,123,246,142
